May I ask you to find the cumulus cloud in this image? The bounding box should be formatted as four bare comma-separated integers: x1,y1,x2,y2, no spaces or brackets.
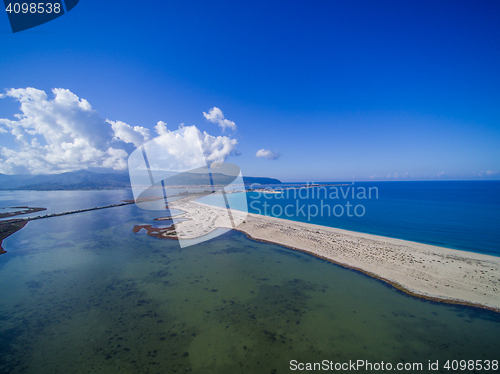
256,149,280,160
0,88,241,174
108,120,150,147
154,121,169,136
150,122,239,165
200,131,239,164
203,107,237,132
0,88,149,174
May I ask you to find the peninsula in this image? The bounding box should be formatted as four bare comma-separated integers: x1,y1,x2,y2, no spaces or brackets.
160,195,500,312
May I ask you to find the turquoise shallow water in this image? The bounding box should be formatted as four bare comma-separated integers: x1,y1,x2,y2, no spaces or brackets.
0,191,499,373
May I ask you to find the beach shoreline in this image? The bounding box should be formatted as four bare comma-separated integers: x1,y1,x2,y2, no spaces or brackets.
234,213,500,312
233,219,500,312
0,220,28,255
167,198,500,312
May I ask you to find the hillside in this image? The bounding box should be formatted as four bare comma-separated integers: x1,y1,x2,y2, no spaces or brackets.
0,170,281,190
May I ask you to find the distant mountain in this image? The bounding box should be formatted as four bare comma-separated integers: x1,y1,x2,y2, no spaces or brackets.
0,170,131,190
161,172,282,187
0,170,281,190
242,176,282,185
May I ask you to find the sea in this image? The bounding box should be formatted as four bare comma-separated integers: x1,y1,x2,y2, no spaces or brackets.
202,180,500,256
0,181,499,373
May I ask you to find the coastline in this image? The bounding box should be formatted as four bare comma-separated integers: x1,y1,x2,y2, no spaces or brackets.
170,198,500,312
234,214,500,312
0,220,28,254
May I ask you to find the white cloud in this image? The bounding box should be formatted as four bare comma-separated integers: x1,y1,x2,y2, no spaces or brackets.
151,122,239,165
256,149,280,160
476,170,499,177
484,170,498,176
203,107,237,132
155,121,169,136
201,131,239,164
141,126,207,173
0,88,241,174
0,88,146,174
108,120,150,147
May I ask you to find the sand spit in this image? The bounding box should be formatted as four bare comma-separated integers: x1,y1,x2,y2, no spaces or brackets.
133,223,178,239
0,220,28,255
0,206,46,219
167,197,500,312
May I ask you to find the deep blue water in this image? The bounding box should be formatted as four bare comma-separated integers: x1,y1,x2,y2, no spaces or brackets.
210,181,500,256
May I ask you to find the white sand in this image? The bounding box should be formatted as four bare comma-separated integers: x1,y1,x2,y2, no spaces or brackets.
169,197,500,311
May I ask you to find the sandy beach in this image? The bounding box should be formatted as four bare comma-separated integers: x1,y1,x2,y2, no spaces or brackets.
167,196,500,312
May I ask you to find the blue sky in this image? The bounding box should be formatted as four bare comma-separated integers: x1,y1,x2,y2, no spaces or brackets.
1,0,499,181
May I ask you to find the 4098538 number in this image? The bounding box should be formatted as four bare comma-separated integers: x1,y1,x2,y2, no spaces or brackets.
444,360,498,371
5,2,61,14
